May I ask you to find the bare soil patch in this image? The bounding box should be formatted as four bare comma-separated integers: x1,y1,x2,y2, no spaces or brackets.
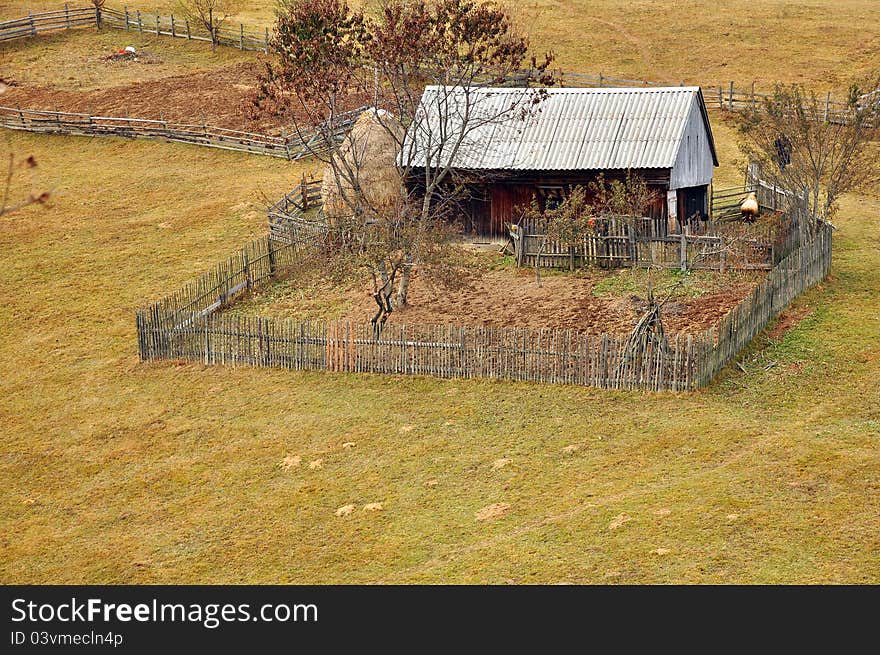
230,252,761,336
3,62,279,132
766,305,815,341
475,503,511,521
2,60,372,133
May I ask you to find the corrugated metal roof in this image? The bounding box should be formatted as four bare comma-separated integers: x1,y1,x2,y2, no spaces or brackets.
401,86,716,171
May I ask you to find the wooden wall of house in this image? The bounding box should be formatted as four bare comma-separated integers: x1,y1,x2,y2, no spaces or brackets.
478,171,672,237
421,169,678,238
669,98,715,190
488,185,535,236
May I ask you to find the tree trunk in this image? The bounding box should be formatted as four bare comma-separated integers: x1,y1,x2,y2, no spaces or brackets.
396,254,413,308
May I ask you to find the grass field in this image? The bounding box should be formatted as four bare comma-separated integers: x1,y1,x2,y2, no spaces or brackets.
0,26,252,91
1,1,879,584
3,0,879,90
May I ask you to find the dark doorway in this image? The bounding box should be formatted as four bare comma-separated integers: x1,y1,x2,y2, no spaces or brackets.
677,185,709,231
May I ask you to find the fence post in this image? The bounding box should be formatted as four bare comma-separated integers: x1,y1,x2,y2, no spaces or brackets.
747,160,759,188
598,72,603,87
170,13,175,37
680,228,687,272
244,253,251,291
751,80,755,110
65,3,70,29
627,223,637,267
155,14,160,36
281,128,291,160
267,236,276,278
301,173,308,209
728,81,734,111
264,27,269,53
137,10,142,35
239,23,244,49
186,19,190,39
718,85,723,110
124,6,128,30
824,91,831,123
29,11,35,37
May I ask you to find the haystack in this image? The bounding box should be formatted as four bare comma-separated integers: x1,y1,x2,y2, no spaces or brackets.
321,109,404,222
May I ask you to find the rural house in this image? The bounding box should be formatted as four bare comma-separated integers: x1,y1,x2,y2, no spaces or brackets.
401,85,718,237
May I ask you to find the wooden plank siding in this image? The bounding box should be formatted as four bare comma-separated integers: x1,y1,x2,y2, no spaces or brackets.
488,185,534,237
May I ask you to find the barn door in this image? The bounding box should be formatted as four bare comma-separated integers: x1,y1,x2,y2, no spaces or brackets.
489,185,534,238
465,186,491,236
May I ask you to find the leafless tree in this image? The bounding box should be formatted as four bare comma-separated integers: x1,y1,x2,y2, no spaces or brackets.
176,0,241,50
588,171,659,218
255,0,555,329
0,145,50,219
736,77,880,237
1,81,50,218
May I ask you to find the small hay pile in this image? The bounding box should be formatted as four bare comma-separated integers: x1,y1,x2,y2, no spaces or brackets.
321,109,404,222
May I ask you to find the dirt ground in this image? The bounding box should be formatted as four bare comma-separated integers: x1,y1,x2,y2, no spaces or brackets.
367,269,757,335
2,57,372,133
3,61,285,133
231,253,761,336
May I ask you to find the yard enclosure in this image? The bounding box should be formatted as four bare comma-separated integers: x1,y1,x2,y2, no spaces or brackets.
510,162,804,271
136,214,831,391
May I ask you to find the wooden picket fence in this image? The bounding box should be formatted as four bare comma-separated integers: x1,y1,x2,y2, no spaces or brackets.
136,212,832,390
0,105,365,159
510,215,780,272
693,223,832,386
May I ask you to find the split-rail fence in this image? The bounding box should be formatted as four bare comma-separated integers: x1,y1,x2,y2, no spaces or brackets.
0,105,365,160
0,4,270,51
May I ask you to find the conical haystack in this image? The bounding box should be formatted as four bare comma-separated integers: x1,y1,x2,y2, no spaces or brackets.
321,108,404,222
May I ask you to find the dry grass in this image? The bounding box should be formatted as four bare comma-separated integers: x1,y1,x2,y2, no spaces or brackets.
0,2,879,584
0,25,253,91
0,127,878,584
4,0,878,90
